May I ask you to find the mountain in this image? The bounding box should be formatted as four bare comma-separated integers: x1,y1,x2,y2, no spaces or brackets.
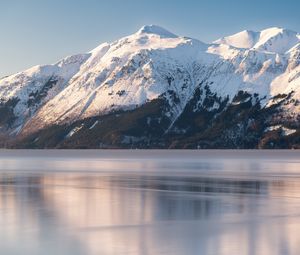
1,25,300,149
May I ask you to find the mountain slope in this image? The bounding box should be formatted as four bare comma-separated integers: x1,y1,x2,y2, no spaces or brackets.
1,25,300,148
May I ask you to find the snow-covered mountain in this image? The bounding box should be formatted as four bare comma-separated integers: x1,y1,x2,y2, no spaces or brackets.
1,25,300,148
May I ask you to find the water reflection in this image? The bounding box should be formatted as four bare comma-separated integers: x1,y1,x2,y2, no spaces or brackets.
0,151,300,255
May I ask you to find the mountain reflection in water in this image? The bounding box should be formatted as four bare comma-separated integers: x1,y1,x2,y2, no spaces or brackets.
0,150,300,255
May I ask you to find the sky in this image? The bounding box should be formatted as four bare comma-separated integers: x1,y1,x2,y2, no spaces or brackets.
1,0,299,77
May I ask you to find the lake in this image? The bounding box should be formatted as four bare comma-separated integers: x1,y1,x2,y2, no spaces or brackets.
0,150,300,255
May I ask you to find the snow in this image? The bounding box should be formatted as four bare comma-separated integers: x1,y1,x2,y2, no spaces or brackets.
265,125,282,132
1,25,300,134
214,27,300,54
254,27,300,54
214,30,259,49
265,125,297,136
89,120,99,130
282,127,297,136
137,25,178,38
66,125,84,138
0,52,90,128
231,98,251,106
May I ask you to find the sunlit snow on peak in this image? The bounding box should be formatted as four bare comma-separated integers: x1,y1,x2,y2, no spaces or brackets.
214,27,300,54
137,25,178,38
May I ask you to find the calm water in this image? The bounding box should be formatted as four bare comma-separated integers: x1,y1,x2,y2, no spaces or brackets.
0,150,300,255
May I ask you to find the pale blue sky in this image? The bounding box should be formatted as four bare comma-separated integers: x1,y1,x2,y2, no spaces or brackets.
1,0,299,77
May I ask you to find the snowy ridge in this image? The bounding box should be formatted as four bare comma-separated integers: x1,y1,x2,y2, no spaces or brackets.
0,25,299,135
215,27,300,54
0,53,90,128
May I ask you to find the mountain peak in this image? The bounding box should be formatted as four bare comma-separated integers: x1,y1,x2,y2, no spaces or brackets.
214,26,299,54
214,29,259,49
137,25,178,38
260,26,296,33
259,27,298,37
261,26,283,32
255,27,300,53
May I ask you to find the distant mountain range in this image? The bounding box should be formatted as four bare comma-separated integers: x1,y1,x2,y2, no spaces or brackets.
1,25,300,149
